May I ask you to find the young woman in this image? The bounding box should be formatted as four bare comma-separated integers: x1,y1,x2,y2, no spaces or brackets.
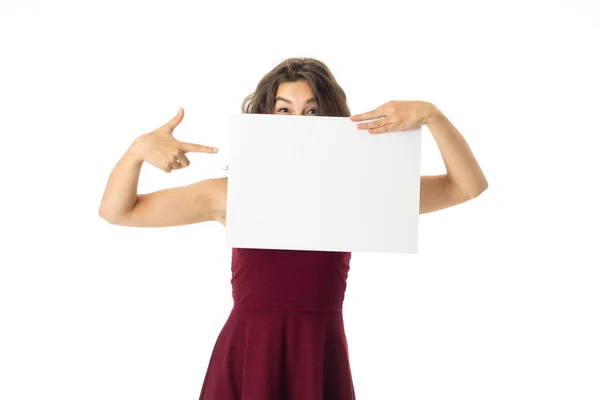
99,57,488,399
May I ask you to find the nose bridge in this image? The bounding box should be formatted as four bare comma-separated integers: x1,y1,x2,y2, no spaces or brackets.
292,100,310,115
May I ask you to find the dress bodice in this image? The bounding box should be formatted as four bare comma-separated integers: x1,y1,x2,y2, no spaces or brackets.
230,248,352,312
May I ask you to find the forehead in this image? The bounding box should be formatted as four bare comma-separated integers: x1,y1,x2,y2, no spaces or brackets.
276,80,314,98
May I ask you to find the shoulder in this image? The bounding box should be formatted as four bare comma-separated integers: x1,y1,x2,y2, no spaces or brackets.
213,176,228,193
208,177,228,226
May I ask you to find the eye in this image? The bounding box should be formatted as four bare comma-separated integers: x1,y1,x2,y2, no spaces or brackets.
276,107,318,114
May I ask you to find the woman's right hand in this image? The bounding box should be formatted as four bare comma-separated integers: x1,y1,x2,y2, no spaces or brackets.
128,107,219,173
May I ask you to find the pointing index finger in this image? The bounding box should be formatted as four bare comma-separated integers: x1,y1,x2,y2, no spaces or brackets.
179,142,219,153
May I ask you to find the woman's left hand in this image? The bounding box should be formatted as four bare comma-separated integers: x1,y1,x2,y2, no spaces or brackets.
349,100,439,134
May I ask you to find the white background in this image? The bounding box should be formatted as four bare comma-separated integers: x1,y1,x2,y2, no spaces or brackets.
1,0,599,399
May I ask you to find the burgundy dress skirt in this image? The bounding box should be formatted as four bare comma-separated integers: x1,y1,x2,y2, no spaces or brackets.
198,247,356,400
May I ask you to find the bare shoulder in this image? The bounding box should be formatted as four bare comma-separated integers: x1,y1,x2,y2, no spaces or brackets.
210,176,228,226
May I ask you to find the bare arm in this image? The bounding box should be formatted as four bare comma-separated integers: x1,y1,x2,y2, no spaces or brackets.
424,108,488,197
418,108,488,214
98,144,227,227
110,176,227,228
98,107,224,227
98,146,144,222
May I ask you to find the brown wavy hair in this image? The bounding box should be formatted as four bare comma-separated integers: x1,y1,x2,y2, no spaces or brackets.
225,57,352,174
241,57,351,117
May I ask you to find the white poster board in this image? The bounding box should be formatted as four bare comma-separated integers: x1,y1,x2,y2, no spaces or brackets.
225,113,421,254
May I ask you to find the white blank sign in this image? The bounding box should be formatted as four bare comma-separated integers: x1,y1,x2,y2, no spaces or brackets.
225,113,422,254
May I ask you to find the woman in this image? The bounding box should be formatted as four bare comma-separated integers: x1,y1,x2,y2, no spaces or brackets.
99,57,488,399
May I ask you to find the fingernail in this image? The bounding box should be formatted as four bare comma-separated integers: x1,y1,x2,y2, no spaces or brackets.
213,148,218,152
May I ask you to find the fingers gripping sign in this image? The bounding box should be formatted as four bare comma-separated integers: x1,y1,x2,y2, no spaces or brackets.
350,100,436,134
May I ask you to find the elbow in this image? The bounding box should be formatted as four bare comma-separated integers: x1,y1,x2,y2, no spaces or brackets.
450,174,488,199
98,208,120,225
469,180,488,199
98,212,113,224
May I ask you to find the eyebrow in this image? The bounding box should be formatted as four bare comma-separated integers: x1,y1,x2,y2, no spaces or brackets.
275,96,316,105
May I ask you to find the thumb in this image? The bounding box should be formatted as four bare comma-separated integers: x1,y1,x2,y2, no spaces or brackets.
163,107,184,133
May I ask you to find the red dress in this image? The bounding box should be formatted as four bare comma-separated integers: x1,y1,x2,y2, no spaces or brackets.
198,247,356,400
